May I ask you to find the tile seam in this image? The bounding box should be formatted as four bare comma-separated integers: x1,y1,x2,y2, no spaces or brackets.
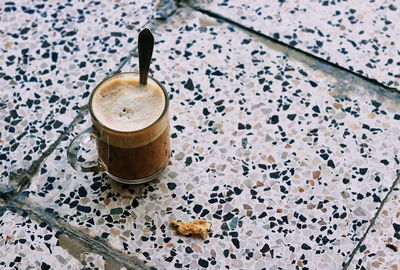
342,174,400,269
184,2,399,93
3,201,154,270
2,107,88,198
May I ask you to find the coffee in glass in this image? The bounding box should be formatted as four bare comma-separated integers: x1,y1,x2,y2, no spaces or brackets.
67,72,170,184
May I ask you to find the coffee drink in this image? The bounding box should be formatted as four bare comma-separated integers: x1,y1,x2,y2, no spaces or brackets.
90,73,170,181
92,75,165,132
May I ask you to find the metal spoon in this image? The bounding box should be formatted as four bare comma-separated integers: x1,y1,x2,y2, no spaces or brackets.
138,28,154,85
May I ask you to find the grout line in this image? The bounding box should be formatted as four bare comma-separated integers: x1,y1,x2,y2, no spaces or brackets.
1,107,88,198
185,3,399,93
342,174,400,269
3,201,153,270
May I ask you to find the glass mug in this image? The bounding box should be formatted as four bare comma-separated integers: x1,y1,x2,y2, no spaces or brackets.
67,72,170,184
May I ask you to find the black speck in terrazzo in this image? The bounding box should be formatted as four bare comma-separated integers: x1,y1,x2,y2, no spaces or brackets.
167,183,177,190
203,108,211,116
372,194,381,203
48,95,59,103
308,80,318,87
380,159,389,165
185,157,192,166
327,160,335,168
69,200,79,208
301,243,312,250
233,187,242,195
174,125,185,132
359,168,368,175
231,238,240,249
393,223,400,234
90,182,102,191
269,171,280,179
77,205,91,213
223,212,234,221
184,78,194,90
78,186,87,197
269,115,279,124
41,262,50,270
198,258,208,267
193,204,202,214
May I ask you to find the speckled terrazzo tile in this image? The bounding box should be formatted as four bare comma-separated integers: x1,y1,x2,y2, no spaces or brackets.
0,209,83,269
24,8,400,269
348,182,400,269
192,0,400,89
0,0,163,189
0,82,75,189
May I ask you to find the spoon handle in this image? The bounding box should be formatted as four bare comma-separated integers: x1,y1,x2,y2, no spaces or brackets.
138,28,154,85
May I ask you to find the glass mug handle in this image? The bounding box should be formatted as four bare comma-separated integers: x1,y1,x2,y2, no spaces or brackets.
67,127,105,172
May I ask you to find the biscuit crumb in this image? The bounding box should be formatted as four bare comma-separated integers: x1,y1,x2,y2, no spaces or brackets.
170,219,211,239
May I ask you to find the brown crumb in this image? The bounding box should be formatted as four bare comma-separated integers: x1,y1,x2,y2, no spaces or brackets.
170,219,211,239
386,243,398,252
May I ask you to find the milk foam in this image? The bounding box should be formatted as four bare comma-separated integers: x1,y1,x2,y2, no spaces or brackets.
92,75,165,132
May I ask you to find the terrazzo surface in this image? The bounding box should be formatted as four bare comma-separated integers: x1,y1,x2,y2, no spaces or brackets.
0,209,82,269
1,1,399,269
191,0,400,89
348,181,400,270
0,0,164,189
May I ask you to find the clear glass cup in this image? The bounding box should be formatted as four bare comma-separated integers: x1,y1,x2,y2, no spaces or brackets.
67,72,170,184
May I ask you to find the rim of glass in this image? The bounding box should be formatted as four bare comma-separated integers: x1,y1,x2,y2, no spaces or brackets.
89,72,169,134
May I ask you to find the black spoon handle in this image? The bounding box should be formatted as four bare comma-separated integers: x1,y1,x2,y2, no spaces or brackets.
138,28,154,85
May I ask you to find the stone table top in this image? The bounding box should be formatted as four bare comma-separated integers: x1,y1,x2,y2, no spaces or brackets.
1,1,399,269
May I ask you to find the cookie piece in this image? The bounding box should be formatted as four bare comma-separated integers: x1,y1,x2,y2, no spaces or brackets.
170,220,211,239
